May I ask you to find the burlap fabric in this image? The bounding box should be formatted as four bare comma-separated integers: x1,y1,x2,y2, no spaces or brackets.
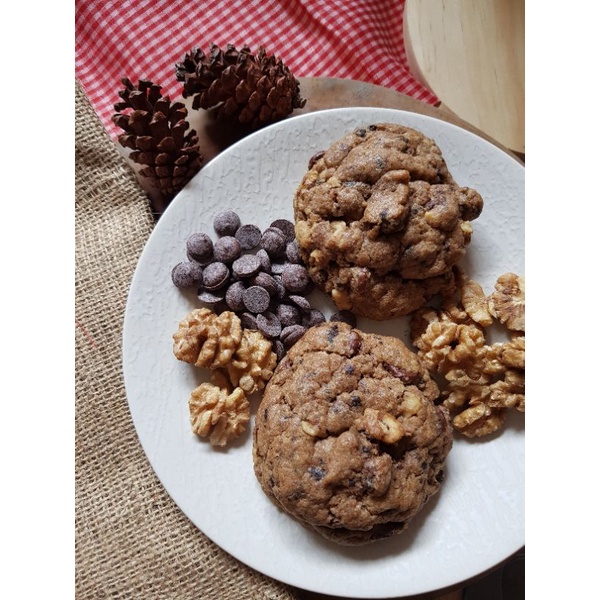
74,79,299,600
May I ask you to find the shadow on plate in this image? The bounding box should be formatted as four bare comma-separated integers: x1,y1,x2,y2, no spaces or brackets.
297,477,446,561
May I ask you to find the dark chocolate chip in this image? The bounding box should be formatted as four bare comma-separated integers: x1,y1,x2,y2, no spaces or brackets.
186,232,213,264
273,339,285,362
308,466,325,481
273,276,287,300
280,324,307,348
285,239,301,264
276,303,301,327
171,261,203,290
327,324,339,342
260,227,287,258
250,272,278,296
213,236,241,264
256,311,282,339
235,223,262,250
287,295,312,312
256,248,271,273
202,262,230,290
281,263,310,293
225,281,246,312
213,210,241,236
240,312,258,330
270,262,286,275
270,219,295,243
242,285,271,313
212,300,229,315
330,310,357,328
232,254,261,279
302,309,326,328
198,289,226,305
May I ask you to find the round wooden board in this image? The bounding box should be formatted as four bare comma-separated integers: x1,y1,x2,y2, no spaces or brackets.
129,77,521,214
193,76,519,163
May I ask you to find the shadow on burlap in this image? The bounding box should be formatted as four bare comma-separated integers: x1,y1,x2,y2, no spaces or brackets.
74,79,299,600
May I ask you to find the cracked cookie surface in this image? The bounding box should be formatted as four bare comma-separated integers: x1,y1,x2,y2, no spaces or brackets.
293,123,483,320
252,322,453,545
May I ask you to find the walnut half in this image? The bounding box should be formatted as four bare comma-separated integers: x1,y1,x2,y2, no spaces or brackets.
488,273,525,331
410,308,487,378
456,267,493,327
452,403,506,438
410,270,525,439
174,307,279,447
188,371,249,447
173,308,243,369
227,329,277,394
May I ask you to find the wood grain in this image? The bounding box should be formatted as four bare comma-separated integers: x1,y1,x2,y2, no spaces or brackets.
404,0,525,154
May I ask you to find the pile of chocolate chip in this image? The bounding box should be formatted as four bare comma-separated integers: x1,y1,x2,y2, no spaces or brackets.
171,210,356,360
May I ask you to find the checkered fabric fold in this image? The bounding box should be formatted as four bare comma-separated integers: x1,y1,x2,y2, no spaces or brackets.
75,0,438,138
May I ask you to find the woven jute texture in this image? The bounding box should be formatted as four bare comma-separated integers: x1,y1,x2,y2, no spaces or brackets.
74,79,298,600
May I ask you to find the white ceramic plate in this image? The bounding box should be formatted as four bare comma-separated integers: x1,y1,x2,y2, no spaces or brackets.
122,107,524,598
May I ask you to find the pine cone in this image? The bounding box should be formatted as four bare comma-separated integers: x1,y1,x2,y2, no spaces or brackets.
175,44,306,129
112,78,203,199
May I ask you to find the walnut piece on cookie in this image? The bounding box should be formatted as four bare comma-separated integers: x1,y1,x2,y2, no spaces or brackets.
293,123,484,319
253,322,453,545
188,370,250,447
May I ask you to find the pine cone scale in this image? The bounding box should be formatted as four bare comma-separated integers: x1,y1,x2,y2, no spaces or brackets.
156,137,176,153
135,136,155,151
117,134,136,150
149,113,170,139
155,165,171,177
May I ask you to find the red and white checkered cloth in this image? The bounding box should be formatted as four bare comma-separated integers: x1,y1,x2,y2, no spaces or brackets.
75,0,438,139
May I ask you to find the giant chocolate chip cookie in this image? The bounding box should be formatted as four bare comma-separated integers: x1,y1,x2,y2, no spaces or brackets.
293,123,484,320
252,322,453,545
